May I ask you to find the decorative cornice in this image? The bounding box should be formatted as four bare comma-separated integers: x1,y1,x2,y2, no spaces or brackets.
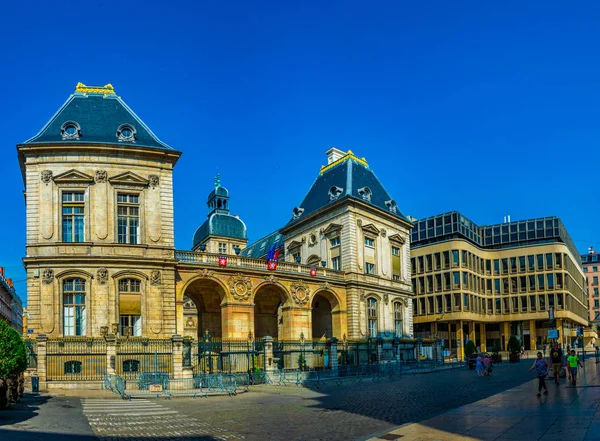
263,275,279,285
388,234,405,244
108,171,149,188
74,82,116,96
320,150,368,175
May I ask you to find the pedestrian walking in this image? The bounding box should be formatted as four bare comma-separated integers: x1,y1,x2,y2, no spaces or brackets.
521,346,525,358
528,352,549,397
567,350,583,386
549,343,563,385
482,355,492,376
543,344,547,357
475,355,484,377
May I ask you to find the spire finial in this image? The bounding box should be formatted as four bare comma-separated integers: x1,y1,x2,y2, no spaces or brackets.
214,173,221,189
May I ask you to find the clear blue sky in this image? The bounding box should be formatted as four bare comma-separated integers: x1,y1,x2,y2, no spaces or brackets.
1,1,599,303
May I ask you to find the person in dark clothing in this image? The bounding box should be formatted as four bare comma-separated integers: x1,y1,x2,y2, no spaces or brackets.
550,343,563,385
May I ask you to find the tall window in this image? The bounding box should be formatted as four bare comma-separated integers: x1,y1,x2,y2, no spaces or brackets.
367,298,377,338
365,262,376,275
63,278,86,336
391,246,401,281
394,302,403,337
119,278,141,336
218,242,227,254
364,237,374,247
62,192,85,242
331,256,341,270
117,193,140,244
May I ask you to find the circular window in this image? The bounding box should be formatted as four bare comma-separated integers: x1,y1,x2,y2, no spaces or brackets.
117,124,136,142
61,121,80,140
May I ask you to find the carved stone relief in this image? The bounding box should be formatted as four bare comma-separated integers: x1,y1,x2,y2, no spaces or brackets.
42,269,54,284
199,269,214,278
149,174,160,188
97,268,108,285
229,273,252,301
150,270,162,286
41,170,53,184
290,281,310,305
95,170,107,183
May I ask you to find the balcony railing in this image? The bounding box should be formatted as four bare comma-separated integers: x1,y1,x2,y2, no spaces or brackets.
175,251,345,279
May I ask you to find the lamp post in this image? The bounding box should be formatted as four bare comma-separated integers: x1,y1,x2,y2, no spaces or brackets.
300,331,305,371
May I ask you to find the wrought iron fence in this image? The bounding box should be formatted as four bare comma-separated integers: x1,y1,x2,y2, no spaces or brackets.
46,338,107,381
115,338,173,380
191,335,266,382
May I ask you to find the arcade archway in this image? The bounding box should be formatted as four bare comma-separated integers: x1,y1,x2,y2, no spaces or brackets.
253,285,287,339
182,279,226,338
311,290,341,339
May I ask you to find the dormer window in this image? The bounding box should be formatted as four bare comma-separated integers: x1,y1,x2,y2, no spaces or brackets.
358,186,372,202
385,199,398,214
292,207,304,220
117,124,136,142
61,121,81,140
329,186,344,201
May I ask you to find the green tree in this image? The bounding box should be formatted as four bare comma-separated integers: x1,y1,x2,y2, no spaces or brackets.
507,336,521,355
464,340,477,357
0,320,27,379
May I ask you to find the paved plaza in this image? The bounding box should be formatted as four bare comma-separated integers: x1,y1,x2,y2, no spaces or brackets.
1,359,599,440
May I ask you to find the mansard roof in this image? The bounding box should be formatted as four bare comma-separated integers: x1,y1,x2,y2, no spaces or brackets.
22,83,175,151
284,150,411,228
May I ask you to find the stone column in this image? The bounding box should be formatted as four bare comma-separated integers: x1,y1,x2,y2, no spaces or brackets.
329,338,338,373
468,322,476,349
105,334,116,375
172,335,183,379
503,321,511,351
479,323,487,352
529,320,537,352
36,334,48,391
263,336,276,377
456,321,464,361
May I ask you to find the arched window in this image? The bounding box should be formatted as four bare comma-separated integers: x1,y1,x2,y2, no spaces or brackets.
63,278,86,336
394,302,403,337
119,278,142,336
367,298,378,338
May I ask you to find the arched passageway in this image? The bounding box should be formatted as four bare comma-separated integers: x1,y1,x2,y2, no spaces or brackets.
311,294,333,340
182,279,226,338
254,285,287,339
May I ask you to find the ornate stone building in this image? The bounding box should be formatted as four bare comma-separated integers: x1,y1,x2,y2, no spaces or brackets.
19,83,414,345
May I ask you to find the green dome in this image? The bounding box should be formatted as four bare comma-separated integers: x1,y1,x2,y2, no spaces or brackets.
192,213,247,250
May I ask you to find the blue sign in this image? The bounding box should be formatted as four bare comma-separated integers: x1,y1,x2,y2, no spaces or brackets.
548,329,559,339
27,329,34,334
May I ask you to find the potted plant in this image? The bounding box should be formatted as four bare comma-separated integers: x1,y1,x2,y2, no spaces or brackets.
507,336,521,363
464,340,477,358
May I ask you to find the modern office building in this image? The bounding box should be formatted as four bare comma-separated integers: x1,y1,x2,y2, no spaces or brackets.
410,212,588,360
581,247,600,322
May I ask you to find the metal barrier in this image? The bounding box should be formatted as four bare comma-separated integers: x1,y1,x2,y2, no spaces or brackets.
104,374,127,399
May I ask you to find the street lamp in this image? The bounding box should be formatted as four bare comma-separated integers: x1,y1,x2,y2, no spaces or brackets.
300,331,306,371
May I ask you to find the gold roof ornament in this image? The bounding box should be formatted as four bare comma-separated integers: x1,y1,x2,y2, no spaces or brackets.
74,82,116,96
320,150,368,175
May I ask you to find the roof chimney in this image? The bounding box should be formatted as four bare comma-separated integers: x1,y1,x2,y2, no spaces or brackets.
326,147,346,164
6,278,13,288
590,246,595,254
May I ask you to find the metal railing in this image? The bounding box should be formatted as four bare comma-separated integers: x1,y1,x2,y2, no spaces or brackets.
46,338,107,381
116,338,173,380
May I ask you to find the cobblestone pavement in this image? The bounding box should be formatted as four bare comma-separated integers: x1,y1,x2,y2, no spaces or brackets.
82,399,245,441
162,361,536,441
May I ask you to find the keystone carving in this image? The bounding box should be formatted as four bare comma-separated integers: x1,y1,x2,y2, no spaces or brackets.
199,269,214,278
381,228,387,238
229,273,252,301
42,269,54,284
319,282,331,291
290,281,310,306
264,275,279,285
97,268,108,285
383,294,389,305
95,170,107,183
41,170,53,184
150,270,162,286
149,174,160,188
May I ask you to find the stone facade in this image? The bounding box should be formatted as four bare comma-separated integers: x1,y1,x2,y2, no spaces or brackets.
19,84,414,345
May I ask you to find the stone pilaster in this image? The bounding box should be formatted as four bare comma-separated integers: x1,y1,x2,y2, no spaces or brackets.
329,337,338,373
529,320,537,351
172,335,183,379
35,334,48,391
105,334,116,375
263,336,276,376
479,323,487,352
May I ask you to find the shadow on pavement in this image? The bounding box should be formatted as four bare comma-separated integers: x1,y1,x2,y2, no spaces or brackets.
0,429,224,441
0,393,49,427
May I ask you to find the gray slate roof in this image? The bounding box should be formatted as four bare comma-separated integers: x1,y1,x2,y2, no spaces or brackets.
240,230,285,259
285,155,410,227
23,83,174,150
